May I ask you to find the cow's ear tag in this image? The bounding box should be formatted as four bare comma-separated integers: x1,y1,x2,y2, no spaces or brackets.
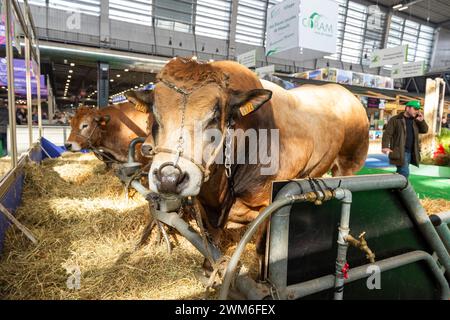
239,102,255,116
135,103,147,113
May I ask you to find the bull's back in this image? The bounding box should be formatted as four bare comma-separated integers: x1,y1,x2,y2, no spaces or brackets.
289,84,365,121
260,80,368,178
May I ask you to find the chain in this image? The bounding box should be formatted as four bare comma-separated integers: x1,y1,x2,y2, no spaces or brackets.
224,123,232,178
157,79,234,181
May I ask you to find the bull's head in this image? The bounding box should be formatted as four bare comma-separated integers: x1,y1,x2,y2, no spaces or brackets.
141,58,272,197
65,107,110,151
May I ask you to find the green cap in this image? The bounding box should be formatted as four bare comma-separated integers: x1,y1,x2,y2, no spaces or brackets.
406,100,421,110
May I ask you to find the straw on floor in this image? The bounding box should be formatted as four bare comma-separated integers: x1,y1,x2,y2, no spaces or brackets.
0,153,258,299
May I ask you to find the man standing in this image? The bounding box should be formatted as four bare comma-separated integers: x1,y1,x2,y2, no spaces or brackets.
442,116,449,129
382,100,428,178
0,103,9,157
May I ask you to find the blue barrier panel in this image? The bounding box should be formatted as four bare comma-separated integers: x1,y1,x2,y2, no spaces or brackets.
41,137,65,159
0,173,24,254
0,145,42,255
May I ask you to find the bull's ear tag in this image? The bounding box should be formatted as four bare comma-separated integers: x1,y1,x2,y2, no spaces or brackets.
239,102,255,116
135,103,147,113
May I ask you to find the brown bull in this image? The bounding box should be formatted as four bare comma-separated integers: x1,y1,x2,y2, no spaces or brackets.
142,58,369,256
66,91,154,164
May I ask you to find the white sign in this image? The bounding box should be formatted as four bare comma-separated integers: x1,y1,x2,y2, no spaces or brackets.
255,65,275,78
299,0,338,53
370,45,408,68
391,61,425,79
367,5,383,31
266,0,338,57
237,50,256,68
266,0,300,56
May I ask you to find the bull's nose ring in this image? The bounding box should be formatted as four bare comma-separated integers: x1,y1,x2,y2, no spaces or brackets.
158,162,184,183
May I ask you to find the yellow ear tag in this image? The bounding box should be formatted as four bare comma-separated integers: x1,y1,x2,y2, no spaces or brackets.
135,103,147,113
239,102,255,116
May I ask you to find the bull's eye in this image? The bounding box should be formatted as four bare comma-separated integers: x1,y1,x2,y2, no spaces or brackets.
212,104,221,122
151,122,159,144
81,124,88,130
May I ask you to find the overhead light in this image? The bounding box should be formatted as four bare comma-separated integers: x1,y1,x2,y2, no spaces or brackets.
69,70,73,73
398,6,408,11
124,69,129,72
110,79,114,82
393,4,403,9
134,86,138,89
70,63,75,67
116,74,120,77
68,75,72,78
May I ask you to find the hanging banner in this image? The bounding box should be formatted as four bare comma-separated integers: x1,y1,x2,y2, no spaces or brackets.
391,61,425,79
367,5,383,31
266,0,338,58
370,45,408,68
298,0,339,53
266,0,300,56
237,50,256,68
255,65,275,78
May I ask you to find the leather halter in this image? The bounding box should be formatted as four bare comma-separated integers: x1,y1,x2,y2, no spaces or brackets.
150,78,231,182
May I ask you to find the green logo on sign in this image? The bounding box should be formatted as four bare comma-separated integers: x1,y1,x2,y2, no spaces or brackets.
266,48,279,56
302,12,333,36
371,55,380,63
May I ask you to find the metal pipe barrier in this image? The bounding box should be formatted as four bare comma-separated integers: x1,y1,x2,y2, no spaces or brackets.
333,189,352,300
285,250,450,300
128,137,146,163
220,189,342,300
220,174,450,300
151,209,222,261
287,250,450,300
429,212,450,254
398,184,450,281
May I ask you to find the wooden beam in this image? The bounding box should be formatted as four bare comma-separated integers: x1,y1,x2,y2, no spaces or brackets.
0,202,38,244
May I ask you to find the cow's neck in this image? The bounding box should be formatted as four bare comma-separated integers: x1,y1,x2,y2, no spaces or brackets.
197,101,277,227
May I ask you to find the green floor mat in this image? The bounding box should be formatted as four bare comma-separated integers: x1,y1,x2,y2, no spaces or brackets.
357,167,450,200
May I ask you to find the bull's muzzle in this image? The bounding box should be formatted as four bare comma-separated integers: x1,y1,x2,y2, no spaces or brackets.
153,162,189,195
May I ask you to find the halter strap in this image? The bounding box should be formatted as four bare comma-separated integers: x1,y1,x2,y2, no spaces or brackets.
151,79,230,182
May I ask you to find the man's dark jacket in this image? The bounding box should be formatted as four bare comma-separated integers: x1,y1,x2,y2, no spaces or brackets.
0,107,9,134
382,112,428,167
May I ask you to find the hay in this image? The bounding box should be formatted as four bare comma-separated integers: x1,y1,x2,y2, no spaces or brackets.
0,157,12,179
420,198,450,215
0,152,258,300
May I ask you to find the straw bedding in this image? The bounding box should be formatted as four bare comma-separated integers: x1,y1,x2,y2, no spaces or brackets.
0,153,258,299
0,157,11,179
0,152,447,299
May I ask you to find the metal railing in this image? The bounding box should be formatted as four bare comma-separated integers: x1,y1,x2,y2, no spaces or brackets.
2,0,42,177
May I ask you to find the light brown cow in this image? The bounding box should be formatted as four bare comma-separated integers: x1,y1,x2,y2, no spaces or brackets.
141,58,369,254
66,93,153,164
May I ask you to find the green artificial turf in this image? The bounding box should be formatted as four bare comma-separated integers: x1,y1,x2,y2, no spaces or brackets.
357,167,450,200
